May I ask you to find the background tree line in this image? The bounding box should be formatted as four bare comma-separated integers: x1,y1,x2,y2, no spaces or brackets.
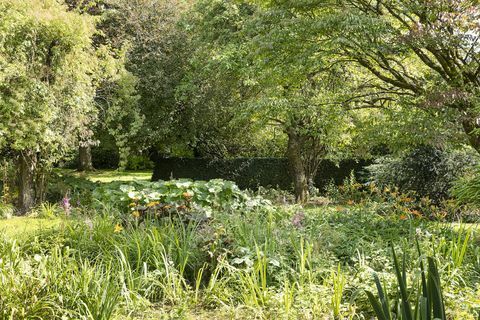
1,0,478,212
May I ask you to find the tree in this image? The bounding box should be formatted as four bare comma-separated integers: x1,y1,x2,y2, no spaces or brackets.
254,0,480,152
64,0,143,171
0,0,99,213
103,0,193,157
180,0,356,201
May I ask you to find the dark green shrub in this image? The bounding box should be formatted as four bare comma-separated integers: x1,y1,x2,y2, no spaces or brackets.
152,157,369,191
125,155,154,170
367,146,478,202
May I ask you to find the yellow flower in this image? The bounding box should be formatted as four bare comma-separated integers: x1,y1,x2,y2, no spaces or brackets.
132,211,140,218
129,203,136,207
114,224,123,233
146,201,159,208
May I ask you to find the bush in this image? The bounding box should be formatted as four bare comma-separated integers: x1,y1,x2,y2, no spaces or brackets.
46,173,99,206
152,157,370,191
125,155,154,170
367,146,478,202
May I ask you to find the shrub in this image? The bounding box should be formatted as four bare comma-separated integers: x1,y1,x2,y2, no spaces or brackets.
367,146,478,202
125,155,154,170
46,172,99,206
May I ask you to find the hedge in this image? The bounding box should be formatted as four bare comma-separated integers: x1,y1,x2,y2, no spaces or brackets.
152,157,369,190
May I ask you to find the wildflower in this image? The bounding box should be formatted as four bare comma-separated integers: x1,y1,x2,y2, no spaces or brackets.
182,192,192,199
411,209,422,217
114,224,123,233
129,202,136,207
347,200,355,205
132,211,140,218
62,195,71,215
335,206,344,212
399,214,408,220
146,201,159,208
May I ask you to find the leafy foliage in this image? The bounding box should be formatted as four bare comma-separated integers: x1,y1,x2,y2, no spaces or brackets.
1,200,479,318
366,245,446,320
452,166,480,205
0,0,98,160
367,146,478,202
92,179,272,218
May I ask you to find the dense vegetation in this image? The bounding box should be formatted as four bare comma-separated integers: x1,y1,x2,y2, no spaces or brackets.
1,0,480,319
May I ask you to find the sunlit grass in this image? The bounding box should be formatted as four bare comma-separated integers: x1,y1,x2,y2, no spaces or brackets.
0,216,63,238
56,169,152,183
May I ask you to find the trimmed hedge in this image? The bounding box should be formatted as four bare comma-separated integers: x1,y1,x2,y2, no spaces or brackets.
152,157,369,190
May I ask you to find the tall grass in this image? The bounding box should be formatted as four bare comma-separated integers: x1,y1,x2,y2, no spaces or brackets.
0,204,478,319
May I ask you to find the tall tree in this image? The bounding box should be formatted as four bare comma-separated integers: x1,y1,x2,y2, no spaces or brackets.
181,0,356,201
0,0,100,213
254,0,480,152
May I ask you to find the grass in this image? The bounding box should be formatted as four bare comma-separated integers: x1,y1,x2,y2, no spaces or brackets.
0,216,63,238
56,169,152,183
1,177,480,319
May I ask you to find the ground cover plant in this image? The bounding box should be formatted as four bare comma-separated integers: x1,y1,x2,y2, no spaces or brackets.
1,174,480,319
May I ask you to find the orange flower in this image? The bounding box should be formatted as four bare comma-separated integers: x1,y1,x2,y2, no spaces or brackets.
411,210,422,217
399,214,408,220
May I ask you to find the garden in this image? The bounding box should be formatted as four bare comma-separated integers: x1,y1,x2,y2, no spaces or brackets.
1,0,480,319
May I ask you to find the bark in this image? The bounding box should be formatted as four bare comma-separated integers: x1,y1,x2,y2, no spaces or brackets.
35,169,47,204
18,151,37,215
286,129,308,203
78,145,94,172
462,117,480,153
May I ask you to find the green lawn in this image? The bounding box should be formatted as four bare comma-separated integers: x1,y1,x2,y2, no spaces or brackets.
0,216,63,238
57,169,153,183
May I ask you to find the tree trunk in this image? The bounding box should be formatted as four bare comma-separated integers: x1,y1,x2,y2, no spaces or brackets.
287,129,308,203
18,151,37,215
462,117,480,153
78,145,94,172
